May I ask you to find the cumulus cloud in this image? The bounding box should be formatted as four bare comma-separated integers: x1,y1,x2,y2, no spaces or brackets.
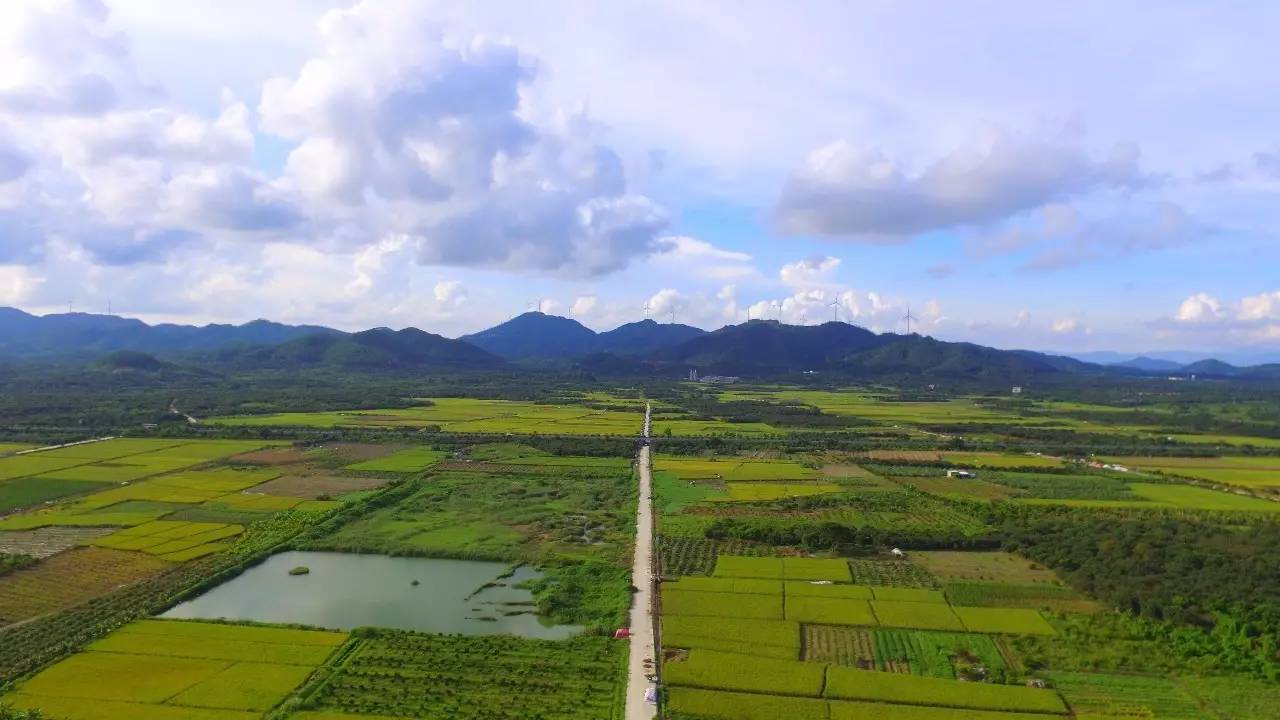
1160,290,1280,344
774,130,1146,239
258,0,670,276
433,280,466,306
570,295,597,316
780,255,840,286
1175,292,1227,324
1052,318,1085,334
0,264,41,304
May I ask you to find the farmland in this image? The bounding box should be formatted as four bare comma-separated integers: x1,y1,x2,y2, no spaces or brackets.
4,619,345,718
3,379,1280,720
303,630,625,719
210,396,769,436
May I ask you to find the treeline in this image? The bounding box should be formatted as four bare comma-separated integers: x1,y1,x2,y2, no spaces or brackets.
996,505,1280,653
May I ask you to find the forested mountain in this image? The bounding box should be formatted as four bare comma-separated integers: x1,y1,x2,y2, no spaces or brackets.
459,312,706,359
215,327,503,370
459,312,599,359
0,307,339,358
595,319,705,355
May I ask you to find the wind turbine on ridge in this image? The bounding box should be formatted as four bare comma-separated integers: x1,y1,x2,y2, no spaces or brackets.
902,304,919,334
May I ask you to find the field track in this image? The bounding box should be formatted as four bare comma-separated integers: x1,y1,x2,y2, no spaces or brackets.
626,403,657,720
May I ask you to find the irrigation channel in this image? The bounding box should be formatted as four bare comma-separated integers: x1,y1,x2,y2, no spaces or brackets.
626,402,659,719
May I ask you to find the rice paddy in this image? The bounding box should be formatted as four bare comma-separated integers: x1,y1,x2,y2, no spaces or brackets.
2,619,345,718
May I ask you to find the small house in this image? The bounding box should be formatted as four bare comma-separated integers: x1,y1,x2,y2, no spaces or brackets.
946,469,976,479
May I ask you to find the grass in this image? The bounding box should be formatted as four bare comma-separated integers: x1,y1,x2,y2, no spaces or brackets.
712,555,853,582
943,582,1100,613
871,601,965,631
785,581,872,599
785,596,876,625
307,630,623,720
655,470,727,511
0,547,171,624
715,482,844,501
1017,482,1280,511
1045,671,1206,720
0,476,103,513
662,615,801,659
656,456,818,481
897,476,1017,501
674,576,783,594
345,446,447,473
912,551,1068,586
212,397,663,435
824,664,1067,713
663,587,784,619
3,619,344,719
1098,454,1280,491
665,649,826,697
871,587,947,603
953,606,1056,635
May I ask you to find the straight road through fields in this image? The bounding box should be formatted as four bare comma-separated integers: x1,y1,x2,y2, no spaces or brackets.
625,403,657,719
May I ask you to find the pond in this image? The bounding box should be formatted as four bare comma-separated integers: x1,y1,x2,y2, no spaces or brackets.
161,550,582,639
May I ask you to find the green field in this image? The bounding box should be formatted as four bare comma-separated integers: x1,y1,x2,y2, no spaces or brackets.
1099,455,1280,490
0,476,103,513
656,455,818,481
345,446,447,473
664,649,1067,714
2,619,344,718
306,630,624,720
1018,482,1280,511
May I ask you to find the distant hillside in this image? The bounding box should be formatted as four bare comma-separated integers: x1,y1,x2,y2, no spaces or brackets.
460,312,598,359
225,328,502,370
650,320,884,374
0,307,341,358
1112,356,1184,372
595,319,705,355
460,312,706,360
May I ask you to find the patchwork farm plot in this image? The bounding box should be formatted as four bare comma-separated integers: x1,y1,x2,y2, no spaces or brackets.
2,619,346,719
301,630,625,719
1098,454,1280,491
210,396,762,436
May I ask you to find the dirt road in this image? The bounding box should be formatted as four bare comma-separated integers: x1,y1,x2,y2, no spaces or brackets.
625,403,657,719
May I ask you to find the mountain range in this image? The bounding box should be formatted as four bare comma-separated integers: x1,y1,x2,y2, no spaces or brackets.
3,306,1278,382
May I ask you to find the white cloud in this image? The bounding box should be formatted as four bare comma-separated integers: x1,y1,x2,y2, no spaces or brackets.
1238,290,1280,321
0,264,41,303
433,279,466,306
779,255,840,286
650,235,757,281
1013,309,1031,327
570,294,597,316
257,0,671,277
775,130,1145,239
1175,292,1226,324
1052,318,1085,334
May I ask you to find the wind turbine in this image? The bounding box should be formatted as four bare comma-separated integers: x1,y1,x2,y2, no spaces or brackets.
771,300,781,321
669,308,677,324
642,301,651,319
800,310,808,326
827,300,839,322
902,304,919,334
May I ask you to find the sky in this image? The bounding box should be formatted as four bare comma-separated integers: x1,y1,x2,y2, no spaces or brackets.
1,0,1278,355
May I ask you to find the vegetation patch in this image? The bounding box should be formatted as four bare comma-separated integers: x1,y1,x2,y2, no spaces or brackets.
344,446,447,473
663,587,783,619
953,606,1056,636
305,629,623,719
0,547,171,624
3,619,344,718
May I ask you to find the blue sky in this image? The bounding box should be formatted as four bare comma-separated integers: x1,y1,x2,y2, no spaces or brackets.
0,0,1278,355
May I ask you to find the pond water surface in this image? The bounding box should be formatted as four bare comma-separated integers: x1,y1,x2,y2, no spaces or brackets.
161,550,582,639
